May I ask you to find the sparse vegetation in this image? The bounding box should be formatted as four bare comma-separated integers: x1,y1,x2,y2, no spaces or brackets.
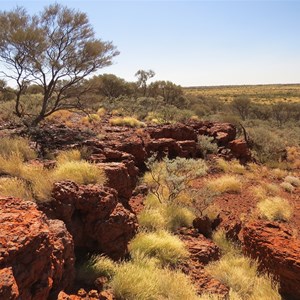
111,255,201,300
129,230,188,266
206,175,242,194
207,230,280,300
109,116,146,128
257,197,293,221
53,161,106,185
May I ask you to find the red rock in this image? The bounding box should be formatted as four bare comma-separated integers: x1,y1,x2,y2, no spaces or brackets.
242,221,300,300
147,123,197,141
208,123,236,145
193,216,213,238
145,138,182,158
0,268,19,300
98,162,138,199
228,139,251,162
0,197,75,300
176,228,229,297
49,182,138,259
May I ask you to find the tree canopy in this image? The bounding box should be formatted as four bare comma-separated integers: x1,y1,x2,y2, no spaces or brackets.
0,4,119,126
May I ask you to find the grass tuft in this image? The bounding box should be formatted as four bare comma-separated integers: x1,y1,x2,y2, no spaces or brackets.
257,196,293,221
206,175,242,194
53,161,106,185
129,230,188,266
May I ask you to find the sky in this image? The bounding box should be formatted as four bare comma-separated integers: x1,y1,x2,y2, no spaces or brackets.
0,0,299,86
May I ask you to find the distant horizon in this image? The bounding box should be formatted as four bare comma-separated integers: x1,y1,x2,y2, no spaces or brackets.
0,1,299,87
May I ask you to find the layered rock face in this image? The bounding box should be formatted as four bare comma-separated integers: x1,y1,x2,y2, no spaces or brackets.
46,181,138,259
242,221,300,300
0,197,75,300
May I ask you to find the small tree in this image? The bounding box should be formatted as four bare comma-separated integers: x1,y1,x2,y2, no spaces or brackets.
135,69,155,96
231,96,252,120
0,4,119,126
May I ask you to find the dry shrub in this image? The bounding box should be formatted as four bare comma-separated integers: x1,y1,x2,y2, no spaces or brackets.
97,107,106,116
46,110,73,123
138,204,195,232
284,175,300,187
77,255,117,285
0,177,32,200
207,232,280,300
216,158,246,175
257,197,293,221
81,113,101,124
0,137,36,161
111,255,201,300
251,183,280,200
280,181,295,193
53,161,106,185
56,149,81,164
287,146,300,169
129,230,188,266
206,175,242,194
109,116,145,128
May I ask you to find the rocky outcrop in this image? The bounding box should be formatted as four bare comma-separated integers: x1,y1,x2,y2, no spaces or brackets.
228,139,251,163
0,197,75,300
242,221,300,300
177,228,229,298
97,161,139,200
47,181,138,259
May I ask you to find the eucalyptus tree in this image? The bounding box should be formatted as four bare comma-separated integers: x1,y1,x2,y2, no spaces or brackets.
0,4,119,126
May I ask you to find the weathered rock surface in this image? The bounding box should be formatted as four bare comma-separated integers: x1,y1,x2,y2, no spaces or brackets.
242,221,300,300
228,139,251,163
47,181,138,259
177,228,229,298
0,197,75,300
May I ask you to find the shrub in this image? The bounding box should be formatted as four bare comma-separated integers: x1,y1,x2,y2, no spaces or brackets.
109,116,145,128
21,165,54,202
284,175,300,187
257,197,293,221
77,255,117,284
144,156,208,204
53,161,106,185
280,181,295,193
271,168,288,180
206,175,242,194
138,204,195,232
56,149,82,164
206,253,280,300
129,230,188,266
197,135,218,158
111,255,201,300
0,177,32,200
0,137,36,161
216,158,246,175
251,184,280,200
82,113,101,124
97,107,106,116
0,153,24,177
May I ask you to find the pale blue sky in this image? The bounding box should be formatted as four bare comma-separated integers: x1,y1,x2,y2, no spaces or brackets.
0,0,299,86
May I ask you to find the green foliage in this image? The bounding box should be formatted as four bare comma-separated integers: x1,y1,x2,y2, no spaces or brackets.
197,135,218,158
0,3,118,126
129,230,188,266
144,156,208,204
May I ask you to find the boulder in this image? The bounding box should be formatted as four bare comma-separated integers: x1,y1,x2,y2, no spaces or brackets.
242,221,300,300
48,181,138,259
147,123,197,141
0,197,75,300
228,139,251,162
